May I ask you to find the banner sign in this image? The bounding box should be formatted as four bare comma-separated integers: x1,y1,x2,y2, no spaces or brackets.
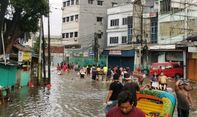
109,50,122,55
18,51,32,61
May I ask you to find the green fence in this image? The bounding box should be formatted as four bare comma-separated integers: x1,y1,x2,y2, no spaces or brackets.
0,64,17,88
69,55,107,67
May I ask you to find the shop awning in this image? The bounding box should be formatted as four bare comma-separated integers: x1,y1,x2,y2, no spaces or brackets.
103,45,135,57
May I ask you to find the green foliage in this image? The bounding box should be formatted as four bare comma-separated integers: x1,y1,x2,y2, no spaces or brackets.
10,0,49,32
0,0,49,53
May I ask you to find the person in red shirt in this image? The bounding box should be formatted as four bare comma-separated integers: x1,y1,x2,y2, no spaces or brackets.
106,91,145,117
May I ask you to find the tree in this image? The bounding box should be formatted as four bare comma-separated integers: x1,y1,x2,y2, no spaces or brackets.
0,0,49,54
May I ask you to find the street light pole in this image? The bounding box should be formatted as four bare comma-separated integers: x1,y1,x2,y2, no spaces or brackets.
41,16,46,83
140,3,144,65
48,0,51,84
94,32,98,65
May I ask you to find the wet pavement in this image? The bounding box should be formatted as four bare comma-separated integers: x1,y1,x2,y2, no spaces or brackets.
0,70,197,117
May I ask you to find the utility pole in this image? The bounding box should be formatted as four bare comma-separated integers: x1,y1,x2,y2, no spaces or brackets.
1,29,6,65
183,0,188,79
94,33,98,65
38,17,43,85
140,2,144,66
41,16,46,84
48,0,51,84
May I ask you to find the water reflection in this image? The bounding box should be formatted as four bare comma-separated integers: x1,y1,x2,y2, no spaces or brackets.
0,72,108,117
0,71,196,117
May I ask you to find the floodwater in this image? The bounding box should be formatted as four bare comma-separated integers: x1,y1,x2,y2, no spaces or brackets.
0,71,109,117
0,70,197,117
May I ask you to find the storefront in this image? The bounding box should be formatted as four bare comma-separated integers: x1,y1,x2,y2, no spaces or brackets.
103,49,135,71
18,51,32,86
187,47,197,81
149,44,183,63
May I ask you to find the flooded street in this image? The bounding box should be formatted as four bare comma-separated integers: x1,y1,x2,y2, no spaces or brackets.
0,71,109,117
0,70,197,117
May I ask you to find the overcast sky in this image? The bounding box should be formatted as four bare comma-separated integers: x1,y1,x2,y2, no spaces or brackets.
43,0,62,37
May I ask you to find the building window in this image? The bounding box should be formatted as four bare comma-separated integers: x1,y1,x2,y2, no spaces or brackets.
63,17,66,22
88,0,93,4
97,33,103,39
97,1,103,6
97,17,103,23
74,32,78,37
75,15,78,21
110,19,119,26
62,33,65,38
122,36,127,43
151,16,158,43
66,17,69,22
63,2,67,7
110,37,118,44
76,0,79,5
71,0,74,5
127,16,133,43
112,2,117,7
70,32,73,38
67,0,70,6
71,16,74,21
66,33,69,38
122,17,128,25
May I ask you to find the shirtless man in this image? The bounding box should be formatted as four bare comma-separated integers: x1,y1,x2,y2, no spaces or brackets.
175,80,193,117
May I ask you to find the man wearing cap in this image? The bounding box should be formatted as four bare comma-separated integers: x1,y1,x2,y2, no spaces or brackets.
175,80,193,117
106,91,145,117
104,74,123,114
122,77,140,106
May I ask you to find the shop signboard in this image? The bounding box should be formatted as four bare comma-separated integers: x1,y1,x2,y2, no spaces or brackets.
18,51,23,62
188,47,197,53
83,51,88,57
192,53,197,59
23,52,32,61
109,50,121,55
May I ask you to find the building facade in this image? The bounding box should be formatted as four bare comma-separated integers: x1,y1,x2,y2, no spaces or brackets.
62,0,128,64
104,4,135,70
153,0,197,79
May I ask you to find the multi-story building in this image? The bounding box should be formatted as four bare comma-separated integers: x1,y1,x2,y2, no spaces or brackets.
104,1,157,70
105,4,134,69
62,0,128,64
151,0,197,80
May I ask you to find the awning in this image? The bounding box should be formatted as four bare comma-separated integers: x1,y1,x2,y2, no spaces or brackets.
149,44,176,50
105,44,134,50
103,49,135,57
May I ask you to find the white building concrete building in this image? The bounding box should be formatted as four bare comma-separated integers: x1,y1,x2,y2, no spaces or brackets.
62,0,129,56
103,4,137,70
107,4,133,46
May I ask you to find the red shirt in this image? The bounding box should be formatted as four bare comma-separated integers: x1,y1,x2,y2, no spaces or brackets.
106,106,145,117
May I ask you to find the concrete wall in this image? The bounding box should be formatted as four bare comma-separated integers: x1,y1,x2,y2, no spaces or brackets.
107,4,132,46
62,2,80,45
62,0,129,51
159,11,197,44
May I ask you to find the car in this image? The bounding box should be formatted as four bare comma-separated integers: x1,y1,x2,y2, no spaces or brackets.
149,62,183,79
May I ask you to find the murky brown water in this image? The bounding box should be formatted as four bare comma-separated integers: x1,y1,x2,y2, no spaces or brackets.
0,70,197,117
0,71,109,117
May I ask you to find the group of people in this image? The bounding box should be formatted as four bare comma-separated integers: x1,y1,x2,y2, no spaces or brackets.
104,72,145,117
104,71,194,117
57,62,73,73
150,71,168,90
